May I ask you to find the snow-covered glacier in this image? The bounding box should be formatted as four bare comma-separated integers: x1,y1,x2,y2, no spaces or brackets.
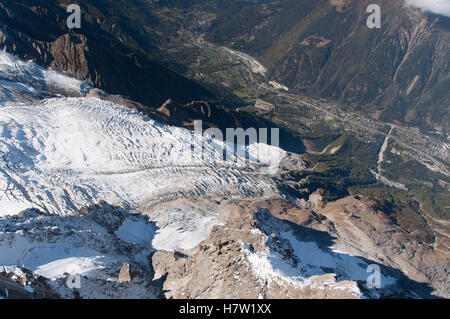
0,97,279,216
0,51,280,217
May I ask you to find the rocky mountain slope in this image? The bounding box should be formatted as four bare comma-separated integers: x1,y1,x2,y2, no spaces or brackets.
153,197,446,298
199,0,450,132
3,0,447,132
0,0,212,107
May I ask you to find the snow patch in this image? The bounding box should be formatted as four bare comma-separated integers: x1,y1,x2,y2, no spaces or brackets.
268,81,289,91
151,208,222,252
247,143,287,174
0,50,90,98
116,216,156,248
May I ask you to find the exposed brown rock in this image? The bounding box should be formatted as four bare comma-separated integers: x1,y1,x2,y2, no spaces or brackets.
118,263,131,283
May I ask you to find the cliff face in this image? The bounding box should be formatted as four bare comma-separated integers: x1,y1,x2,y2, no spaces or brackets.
204,0,450,131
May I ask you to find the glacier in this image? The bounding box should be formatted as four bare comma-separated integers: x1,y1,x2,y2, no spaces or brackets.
0,97,279,216
0,50,282,217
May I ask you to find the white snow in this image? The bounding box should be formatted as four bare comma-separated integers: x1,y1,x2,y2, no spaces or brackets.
0,97,277,216
35,256,105,279
0,196,34,217
0,50,287,300
1,50,403,299
245,210,398,297
115,216,156,248
0,230,109,280
282,230,395,288
245,245,310,287
0,79,39,94
0,50,279,217
0,50,89,98
268,81,289,91
1,265,25,278
0,51,283,298
247,143,287,174
151,208,220,251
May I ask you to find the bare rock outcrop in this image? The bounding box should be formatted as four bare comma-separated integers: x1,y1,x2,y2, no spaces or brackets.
151,197,448,299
